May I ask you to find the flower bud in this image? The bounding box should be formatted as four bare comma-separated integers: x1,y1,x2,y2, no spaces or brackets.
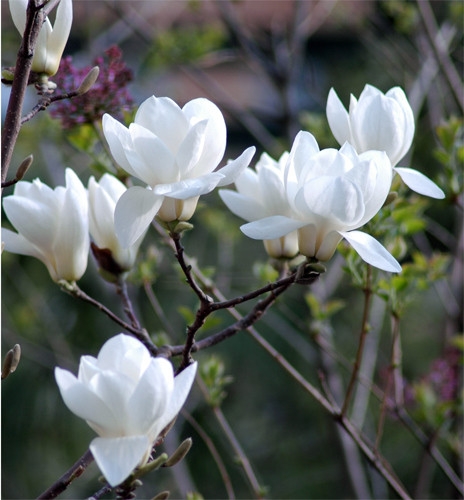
77,66,100,95
15,155,33,181
1,344,21,380
163,438,193,467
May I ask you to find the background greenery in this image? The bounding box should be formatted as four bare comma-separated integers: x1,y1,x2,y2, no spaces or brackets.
2,1,462,498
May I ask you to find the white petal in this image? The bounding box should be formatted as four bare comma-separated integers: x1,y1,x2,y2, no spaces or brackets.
45,0,72,75
9,0,27,34
153,362,198,439
128,358,174,436
102,114,139,177
55,367,120,434
114,187,163,247
1,228,43,260
394,167,445,199
235,167,260,199
90,435,150,487
98,334,150,374
3,196,58,253
216,147,256,187
340,230,401,273
183,98,227,175
154,173,224,199
241,216,306,240
287,131,320,181
295,176,364,227
54,177,89,281
326,88,351,146
219,189,267,222
129,123,176,185
135,96,188,153
177,119,208,175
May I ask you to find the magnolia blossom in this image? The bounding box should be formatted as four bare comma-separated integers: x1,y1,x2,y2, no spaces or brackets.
219,151,298,258
55,334,197,487
239,131,401,273
9,0,73,76
102,95,255,247
88,174,146,274
2,168,89,281
326,84,444,199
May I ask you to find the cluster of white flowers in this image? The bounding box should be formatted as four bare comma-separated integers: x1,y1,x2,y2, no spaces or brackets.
221,85,444,272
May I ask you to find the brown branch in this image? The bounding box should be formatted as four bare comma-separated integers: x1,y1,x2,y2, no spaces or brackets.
2,0,46,186
36,449,94,499
60,282,157,356
20,89,81,125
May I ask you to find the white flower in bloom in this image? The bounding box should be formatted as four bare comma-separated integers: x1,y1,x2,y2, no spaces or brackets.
2,168,89,281
9,0,73,76
326,84,444,199
103,96,255,247
240,132,401,273
55,334,197,487
219,151,298,258
88,174,146,274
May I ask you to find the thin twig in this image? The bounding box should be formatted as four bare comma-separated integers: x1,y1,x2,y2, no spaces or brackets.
416,0,464,112
181,410,236,500
143,280,178,339
116,278,141,330
60,282,157,356
341,265,373,416
196,377,263,498
36,449,94,499
21,89,81,125
213,405,264,499
395,407,464,496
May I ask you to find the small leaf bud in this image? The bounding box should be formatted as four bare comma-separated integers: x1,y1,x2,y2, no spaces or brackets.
77,66,100,95
163,438,193,467
15,155,33,181
1,345,20,380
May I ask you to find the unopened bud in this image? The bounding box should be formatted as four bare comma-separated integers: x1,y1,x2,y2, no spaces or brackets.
77,66,100,95
163,438,193,467
1,345,21,380
151,491,170,500
15,155,33,181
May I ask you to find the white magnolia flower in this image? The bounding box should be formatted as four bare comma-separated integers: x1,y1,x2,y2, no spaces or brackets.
55,334,197,487
326,84,444,199
88,174,146,274
102,95,255,247
240,131,401,273
2,168,89,281
219,151,298,258
9,0,73,76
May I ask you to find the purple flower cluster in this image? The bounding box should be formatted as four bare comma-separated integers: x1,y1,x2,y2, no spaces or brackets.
50,46,134,129
423,348,461,403
403,346,461,410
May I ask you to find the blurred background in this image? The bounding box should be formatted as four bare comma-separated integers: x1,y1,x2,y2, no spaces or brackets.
2,1,463,498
